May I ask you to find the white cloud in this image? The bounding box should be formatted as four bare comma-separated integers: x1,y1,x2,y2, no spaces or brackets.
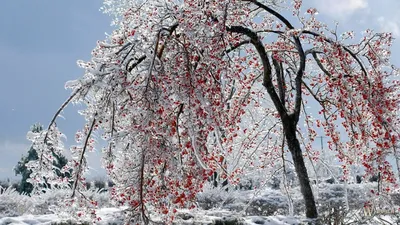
315,0,368,18
377,17,400,37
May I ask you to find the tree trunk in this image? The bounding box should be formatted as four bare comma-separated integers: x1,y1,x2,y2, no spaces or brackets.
227,23,318,219
283,116,318,218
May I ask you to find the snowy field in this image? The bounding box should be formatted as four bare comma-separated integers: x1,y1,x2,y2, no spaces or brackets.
0,208,304,225
1,183,399,225
0,208,397,225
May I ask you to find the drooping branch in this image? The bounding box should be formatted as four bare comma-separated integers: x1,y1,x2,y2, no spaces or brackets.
71,114,97,198
226,25,288,118
311,51,332,78
44,87,82,143
303,30,370,86
225,39,251,55
38,87,84,169
244,0,295,29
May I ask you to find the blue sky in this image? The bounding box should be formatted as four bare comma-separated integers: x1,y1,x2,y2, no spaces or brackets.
0,1,110,180
0,0,399,180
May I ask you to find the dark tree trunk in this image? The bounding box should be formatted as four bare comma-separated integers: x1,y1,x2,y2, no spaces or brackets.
283,116,318,218
227,23,318,219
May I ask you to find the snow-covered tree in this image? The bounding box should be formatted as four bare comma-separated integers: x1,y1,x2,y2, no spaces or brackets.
28,0,400,223
15,124,69,194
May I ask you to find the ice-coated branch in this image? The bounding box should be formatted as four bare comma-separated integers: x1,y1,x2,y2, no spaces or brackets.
226,25,288,118
71,115,97,198
44,87,82,143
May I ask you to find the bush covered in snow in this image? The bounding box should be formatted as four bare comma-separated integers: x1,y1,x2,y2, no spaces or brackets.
0,186,33,217
196,180,400,222
0,185,112,218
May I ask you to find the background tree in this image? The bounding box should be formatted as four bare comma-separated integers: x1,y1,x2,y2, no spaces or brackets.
15,124,69,194
27,0,399,223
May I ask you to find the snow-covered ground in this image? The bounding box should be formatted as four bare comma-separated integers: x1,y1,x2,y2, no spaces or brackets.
0,208,121,225
0,207,305,225
0,209,397,225
1,183,399,224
